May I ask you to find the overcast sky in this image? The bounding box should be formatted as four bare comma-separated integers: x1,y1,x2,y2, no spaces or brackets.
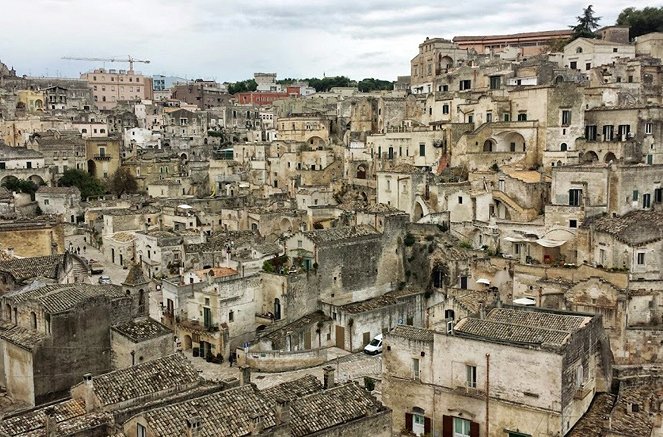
0,0,657,82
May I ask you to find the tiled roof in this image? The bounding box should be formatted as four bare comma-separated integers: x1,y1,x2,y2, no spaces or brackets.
486,308,590,332
609,378,658,436
0,144,43,159
36,186,80,196
341,288,420,314
289,382,386,437
5,283,127,314
111,318,171,342
585,210,663,246
455,318,571,347
122,264,149,286
0,399,86,435
0,254,64,282
261,375,323,404
194,267,238,279
141,384,277,436
261,311,331,343
567,393,616,437
88,353,200,407
390,325,434,342
0,319,48,350
302,225,379,246
454,307,592,349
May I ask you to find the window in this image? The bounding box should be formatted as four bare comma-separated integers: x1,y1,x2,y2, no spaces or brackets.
486,112,493,123
466,365,477,388
561,110,571,126
633,190,639,201
646,122,653,135
442,104,449,114
453,417,471,437
489,75,501,90
229,310,234,322
637,252,645,265
570,61,577,70
503,113,510,122
569,219,577,228
569,189,582,206
459,80,471,90
467,114,474,123
458,196,463,205
603,125,614,141
44,199,50,206
26,161,32,169
586,63,592,70
137,423,147,437
643,193,651,208
517,113,527,121
655,188,663,203
618,124,631,140
585,125,597,141
561,143,568,152
412,358,420,380
419,143,426,157
413,413,425,433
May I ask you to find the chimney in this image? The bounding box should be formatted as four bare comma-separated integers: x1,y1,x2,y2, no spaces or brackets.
240,365,251,386
250,413,264,435
44,407,58,437
83,373,93,387
186,416,202,437
275,398,291,425
323,366,335,389
81,373,96,412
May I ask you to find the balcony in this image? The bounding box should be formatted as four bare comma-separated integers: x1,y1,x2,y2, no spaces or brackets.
178,318,221,334
93,154,112,161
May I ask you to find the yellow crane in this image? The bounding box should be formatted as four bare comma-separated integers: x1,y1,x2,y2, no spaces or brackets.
61,56,150,72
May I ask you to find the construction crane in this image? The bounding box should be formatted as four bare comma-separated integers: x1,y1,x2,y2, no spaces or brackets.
61,56,150,72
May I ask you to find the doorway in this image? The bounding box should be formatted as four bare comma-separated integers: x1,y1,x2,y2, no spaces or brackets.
335,325,345,349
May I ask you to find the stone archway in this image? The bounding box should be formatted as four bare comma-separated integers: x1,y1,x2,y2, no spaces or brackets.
279,217,292,232
87,159,96,176
28,175,44,185
582,151,599,163
483,139,494,152
356,164,367,179
604,152,617,163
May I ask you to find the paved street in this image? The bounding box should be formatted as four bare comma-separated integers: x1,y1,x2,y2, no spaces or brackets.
64,232,162,321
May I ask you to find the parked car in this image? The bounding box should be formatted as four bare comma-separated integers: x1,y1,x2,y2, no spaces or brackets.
363,334,383,355
98,275,112,285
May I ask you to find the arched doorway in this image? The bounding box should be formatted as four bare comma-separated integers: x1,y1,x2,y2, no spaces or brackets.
483,139,494,152
414,202,424,221
28,175,44,185
183,335,192,350
274,298,281,321
356,165,367,179
560,143,568,151
582,151,599,163
87,159,96,176
604,152,617,163
279,218,292,232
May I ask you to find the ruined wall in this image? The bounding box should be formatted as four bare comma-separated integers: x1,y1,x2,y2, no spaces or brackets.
0,224,64,257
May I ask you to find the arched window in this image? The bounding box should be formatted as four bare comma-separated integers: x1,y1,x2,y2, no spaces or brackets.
30,311,37,329
576,47,583,54
560,143,568,151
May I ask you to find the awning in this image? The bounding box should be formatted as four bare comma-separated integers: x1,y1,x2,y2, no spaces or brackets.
178,204,193,209
514,297,537,306
534,238,566,248
476,278,490,285
504,236,532,243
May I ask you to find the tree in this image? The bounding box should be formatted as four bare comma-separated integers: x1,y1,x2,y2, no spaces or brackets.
357,78,394,92
570,5,601,40
108,167,138,197
1,176,38,199
617,7,663,39
58,169,105,200
226,79,257,94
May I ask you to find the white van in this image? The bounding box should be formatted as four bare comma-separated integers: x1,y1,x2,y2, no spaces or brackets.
363,334,383,355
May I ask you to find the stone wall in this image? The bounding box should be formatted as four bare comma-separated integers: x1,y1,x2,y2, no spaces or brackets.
236,347,331,372
0,222,64,257
110,331,174,370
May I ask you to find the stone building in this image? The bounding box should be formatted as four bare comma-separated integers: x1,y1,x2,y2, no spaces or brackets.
0,282,142,405
0,143,49,187
563,38,635,72
35,186,81,223
382,306,612,437
85,136,121,180
0,217,64,257
171,80,231,110
0,252,89,293
26,130,87,178
81,68,153,110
